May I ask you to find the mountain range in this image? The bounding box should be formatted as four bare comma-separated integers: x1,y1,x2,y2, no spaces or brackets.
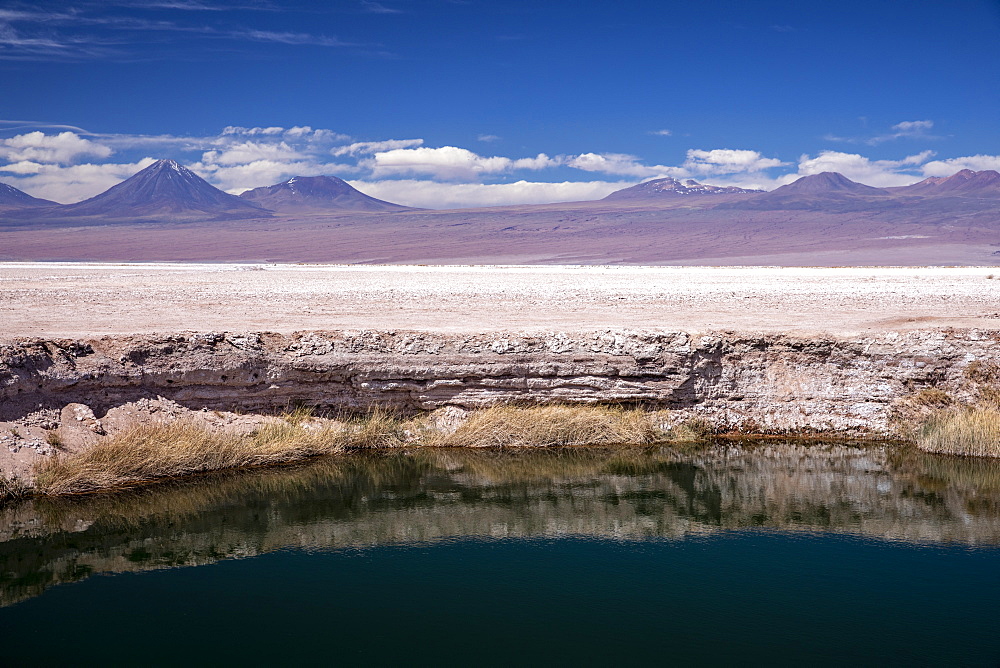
1,163,999,266
0,159,414,223
3,160,1000,222
890,169,1000,197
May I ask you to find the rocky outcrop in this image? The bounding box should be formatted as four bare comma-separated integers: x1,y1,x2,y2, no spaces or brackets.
1,328,996,436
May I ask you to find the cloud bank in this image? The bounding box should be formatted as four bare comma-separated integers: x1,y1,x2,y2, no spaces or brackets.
0,118,995,208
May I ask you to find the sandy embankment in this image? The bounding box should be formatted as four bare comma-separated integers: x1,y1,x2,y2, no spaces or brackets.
1,263,999,337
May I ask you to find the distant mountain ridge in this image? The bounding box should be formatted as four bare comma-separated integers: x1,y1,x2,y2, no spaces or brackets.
890,169,1000,198
713,172,879,212
0,182,57,210
2,166,999,225
239,175,413,213
603,177,762,201
2,167,1000,266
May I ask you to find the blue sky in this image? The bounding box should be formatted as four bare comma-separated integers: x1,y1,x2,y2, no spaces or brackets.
1,0,999,207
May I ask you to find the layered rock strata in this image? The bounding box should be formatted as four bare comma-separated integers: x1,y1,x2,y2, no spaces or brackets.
1,328,994,436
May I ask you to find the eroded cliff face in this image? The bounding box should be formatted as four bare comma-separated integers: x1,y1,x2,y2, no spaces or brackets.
1,328,995,436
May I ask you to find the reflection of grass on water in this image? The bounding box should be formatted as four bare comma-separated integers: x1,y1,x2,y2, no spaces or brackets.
34,409,405,496
29,404,711,497
409,446,685,482
8,442,1000,608
889,445,1000,495
31,447,687,530
434,404,667,448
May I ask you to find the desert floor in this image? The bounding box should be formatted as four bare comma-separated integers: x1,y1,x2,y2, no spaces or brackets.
2,263,999,338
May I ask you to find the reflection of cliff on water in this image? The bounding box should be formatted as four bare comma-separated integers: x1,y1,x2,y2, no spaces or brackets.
3,442,1000,606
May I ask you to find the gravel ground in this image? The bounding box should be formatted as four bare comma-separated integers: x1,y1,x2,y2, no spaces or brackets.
2,263,999,337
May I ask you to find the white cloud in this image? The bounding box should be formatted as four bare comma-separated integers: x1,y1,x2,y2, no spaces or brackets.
828,119,940,146
566,148,785,179
0,160,45,174
866,120,937,145
566,152,676,177
897,150,937,166
201,140,304,166
922,154,1000,177
650,129,672,136
477,134,501,143
892,120,933,135
348,179,631,209
0,131,112,164
791,150,935,187
512,154,558,170
220,125,349,142
331,138,423,156
285,126,344,141
683,149,787,175
222,125,284,136
368,146,558,180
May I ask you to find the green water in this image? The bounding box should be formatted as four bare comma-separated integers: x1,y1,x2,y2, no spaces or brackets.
1,443,999,665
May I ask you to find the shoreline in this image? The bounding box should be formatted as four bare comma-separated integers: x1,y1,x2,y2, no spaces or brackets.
3,325,997,496
4,263,1000,496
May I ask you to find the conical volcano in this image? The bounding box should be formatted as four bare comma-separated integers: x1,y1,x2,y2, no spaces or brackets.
54,159,267,220
721,172,892,211
772,172,887,196
239,175,414,213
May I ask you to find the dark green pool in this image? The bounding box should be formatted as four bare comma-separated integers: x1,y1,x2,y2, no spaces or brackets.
1,443,999,665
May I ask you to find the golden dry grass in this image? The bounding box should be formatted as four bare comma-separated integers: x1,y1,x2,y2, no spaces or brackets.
27,404,714,497
910,388,953,408
435,404,663,448
34,409,405,496
917,407,1000,457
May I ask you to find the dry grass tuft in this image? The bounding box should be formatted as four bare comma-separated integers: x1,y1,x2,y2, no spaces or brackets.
665,417,716,442
911,388,953,408
340,409,407,449
280,405,316,425
917,407,1000,457
436,404,662,448
28,404,713,496
34,409,404,496
0,474,31,502
964,360,1000,384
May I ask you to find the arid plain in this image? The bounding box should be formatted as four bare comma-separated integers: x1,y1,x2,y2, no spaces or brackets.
2,262,998,337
